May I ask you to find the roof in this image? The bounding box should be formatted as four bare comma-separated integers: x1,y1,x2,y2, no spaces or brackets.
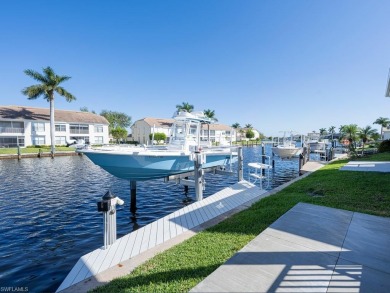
134,117,233,131
141,117,175,128
0,106,109,124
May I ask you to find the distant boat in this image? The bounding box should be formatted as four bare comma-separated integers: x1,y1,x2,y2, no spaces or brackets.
307,140,327,153
272,132,303,159
77,111,238,181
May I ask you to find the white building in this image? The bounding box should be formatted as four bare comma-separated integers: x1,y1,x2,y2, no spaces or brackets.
0,106,109,147
383,126,390,140
131,117,236,144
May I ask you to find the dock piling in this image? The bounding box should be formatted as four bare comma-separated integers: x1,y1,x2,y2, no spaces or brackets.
194,151,204,201
238,147,243,181
130,181,137,213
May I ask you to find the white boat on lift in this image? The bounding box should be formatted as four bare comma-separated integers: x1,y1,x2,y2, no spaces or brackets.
272,132,303,159
77,111,238,181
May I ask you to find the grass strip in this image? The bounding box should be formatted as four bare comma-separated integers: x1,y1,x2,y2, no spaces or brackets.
92,153,390,293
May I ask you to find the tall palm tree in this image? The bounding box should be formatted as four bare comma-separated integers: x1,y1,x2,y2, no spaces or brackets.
203,109,217,142
231,122,240,142
319,128,327,136
373,117,390,139
339,125,346,133
341,124,358,154
358,126,378,154
328,126,336,140
22,67,76,155
176,102,194,113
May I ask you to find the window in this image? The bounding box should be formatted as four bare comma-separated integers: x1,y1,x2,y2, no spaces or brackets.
55,136,66,145
0,137,24,147
94,136,104,144
32,122,45,132
210,130,215,136
94,125,103,133
0,121,24,133
55,124,66,132
33,136,45,145
226,131,231,136
70,124,89,134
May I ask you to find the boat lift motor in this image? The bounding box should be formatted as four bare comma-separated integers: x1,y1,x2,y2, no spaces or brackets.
97,190,124,249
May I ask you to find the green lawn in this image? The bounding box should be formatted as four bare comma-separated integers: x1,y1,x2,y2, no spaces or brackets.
92,152,390,293
0,147,75,154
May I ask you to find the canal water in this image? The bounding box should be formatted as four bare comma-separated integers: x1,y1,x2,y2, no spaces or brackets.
0,145,299,292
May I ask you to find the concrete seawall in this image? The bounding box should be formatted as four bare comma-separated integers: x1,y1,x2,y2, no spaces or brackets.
0,151,79,160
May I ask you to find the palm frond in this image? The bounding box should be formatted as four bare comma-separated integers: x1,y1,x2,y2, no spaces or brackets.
55,87,76,102
57,75,71,83
21,85,46,100
24,69,48,84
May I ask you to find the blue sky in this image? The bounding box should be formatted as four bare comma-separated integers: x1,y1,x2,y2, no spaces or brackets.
1,0,389,136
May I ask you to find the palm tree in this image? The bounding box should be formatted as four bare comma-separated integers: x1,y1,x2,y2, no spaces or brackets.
22,67,76,155
328,126,336,140
203,109,217,142
231,122,240,142
319,128,327,136
373,117,390,139
245,124,252,129
358,126,378,154
341,124,358,154
176,102,194,113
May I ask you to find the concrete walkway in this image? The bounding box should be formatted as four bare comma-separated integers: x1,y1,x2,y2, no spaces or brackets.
191,203,390,293
340,161,390,172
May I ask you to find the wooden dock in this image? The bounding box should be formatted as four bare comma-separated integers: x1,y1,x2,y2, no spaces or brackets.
57,180,267,292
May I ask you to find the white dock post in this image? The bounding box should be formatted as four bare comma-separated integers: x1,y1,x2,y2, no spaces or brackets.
238,147,243,181
194,150,204,201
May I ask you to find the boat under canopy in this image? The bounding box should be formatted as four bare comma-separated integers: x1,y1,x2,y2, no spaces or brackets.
78,111,238,181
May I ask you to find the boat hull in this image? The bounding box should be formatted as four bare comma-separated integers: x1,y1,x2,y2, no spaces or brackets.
272,146,303,159
81,151,236,181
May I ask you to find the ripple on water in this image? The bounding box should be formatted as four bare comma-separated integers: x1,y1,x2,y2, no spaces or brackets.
0,145,299,292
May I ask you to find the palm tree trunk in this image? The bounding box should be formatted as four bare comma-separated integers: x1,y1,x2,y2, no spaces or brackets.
50,98,55,156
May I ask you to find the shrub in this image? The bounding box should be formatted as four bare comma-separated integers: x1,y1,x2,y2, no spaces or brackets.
378,140,390,153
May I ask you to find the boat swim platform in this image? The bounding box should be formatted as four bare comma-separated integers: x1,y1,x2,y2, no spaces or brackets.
57,180,268,292
191,202,390,293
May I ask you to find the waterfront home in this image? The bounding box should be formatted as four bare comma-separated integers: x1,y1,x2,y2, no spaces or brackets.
130,117,236,144
0,105,109,147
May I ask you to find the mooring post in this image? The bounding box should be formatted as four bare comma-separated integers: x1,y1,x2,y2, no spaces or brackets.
272,152,275,169
261,143,266,175
299,154,303,175
130,180,137,213
302,146,307,165
194,151,204,201
184,176,189,194
238,146,243,181
17,146,21,160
